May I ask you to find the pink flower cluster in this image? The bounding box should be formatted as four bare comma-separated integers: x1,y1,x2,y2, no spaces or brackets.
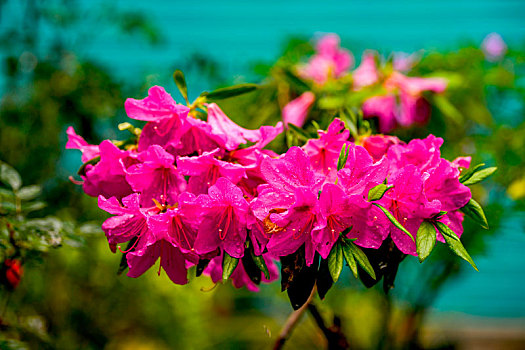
67,86,471,290
285,34,448,133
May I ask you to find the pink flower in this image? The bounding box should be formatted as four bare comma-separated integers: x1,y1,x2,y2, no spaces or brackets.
282,92,315,128
99,193,153,245
256,147,326,265
352,52,379,90
360,135,404,162
147,192,201,253
125,145,186,206
194,177,250,258
386,134,444,175
260,146,325,194
379,165,441,255
99,193,196,285
126,86,191,154
177,148,246,195
482,33,507,62
125,86,190,122
337,143,389,197
82,140,136,200
265,186,322,266
127,236,196,285
66,126,100,162
303,118,350,179
299,34,354,85
313,183,389,258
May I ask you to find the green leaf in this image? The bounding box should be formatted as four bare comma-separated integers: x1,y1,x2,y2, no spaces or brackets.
435,221,478,271
78,156,101,176
251,251,270,280
22,201,46,213
0,162,22,190
204,83,258,100
373,203,415,242
287,123,310,142
222,252,239,281
346,241,376,280
459,163,485,183
173,70,189,104
460,198,489,229
341,243,358,278
461,167,497,186
416,221,436,263
367,184,393,201
337,144,349,171
327,242,344,282
282,68,311,91
17,185,42,201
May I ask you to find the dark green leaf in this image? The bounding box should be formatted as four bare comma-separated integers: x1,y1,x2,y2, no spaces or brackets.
22,201,46,213
280,246,319,310
287,123,310,142
462,167,497,186
173,70,189,104
0,162,22,190
327,242,344,282
204,83,258,100
251,251,270,280
416,221,436,263
282,68,311,91
337,144,349,171
367,184,393,201
316,259,333,299
459,163,485,183
373,203,415,242
196,259,210,277
222,252,239,281
347,241,376,280
341,243,358,278
460,198,489,229
78,156,101,176
242,251,262,285
435,221,478,271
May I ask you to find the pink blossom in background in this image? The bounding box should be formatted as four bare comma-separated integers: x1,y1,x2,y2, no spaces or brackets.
362,72,447,132
282,92,315,128
362,95,398,133
352,51,379,89
392,52,420,72
299,34,354,85
482,33,507,61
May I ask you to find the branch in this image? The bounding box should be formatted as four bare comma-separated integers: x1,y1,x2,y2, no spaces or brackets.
273,288,315,350
307,303,350,350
